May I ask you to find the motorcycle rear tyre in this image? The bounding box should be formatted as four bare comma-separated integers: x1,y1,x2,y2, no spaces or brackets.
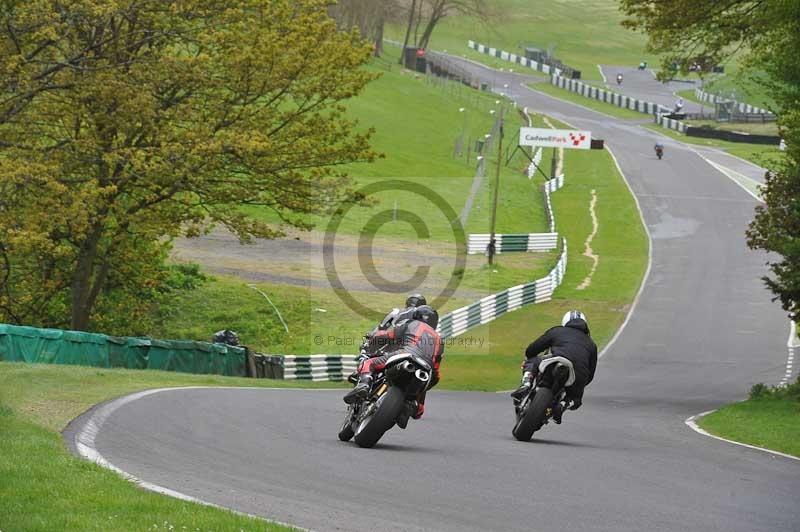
354,386,406,448
512,388,554,442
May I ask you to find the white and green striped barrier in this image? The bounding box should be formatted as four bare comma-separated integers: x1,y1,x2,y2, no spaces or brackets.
544,172,564,233
437,239,567,339
469,40,554,75
655,113,687,133
694,87,773,116
551,74,667,116
467,232,558,254
281,354,358,381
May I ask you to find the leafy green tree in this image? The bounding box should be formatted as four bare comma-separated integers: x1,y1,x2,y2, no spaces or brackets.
0,0,378,331
621,0,800,320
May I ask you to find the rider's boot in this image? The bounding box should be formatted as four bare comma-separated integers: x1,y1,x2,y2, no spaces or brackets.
510,371,535,401
343,374,372,404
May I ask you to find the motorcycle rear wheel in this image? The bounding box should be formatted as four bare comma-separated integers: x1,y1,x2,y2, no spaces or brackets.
512,388,554,442
354,386,406,448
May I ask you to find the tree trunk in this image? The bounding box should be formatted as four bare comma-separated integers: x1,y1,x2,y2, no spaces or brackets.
69,225,107,330
400,0,418,65
418,14,440,50
374,14,384,57
413,0,424,47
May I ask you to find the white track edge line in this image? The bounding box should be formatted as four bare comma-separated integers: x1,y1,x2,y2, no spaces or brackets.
697,155,764,203
685,410,800,462
597,146,653,359
72,386,317,531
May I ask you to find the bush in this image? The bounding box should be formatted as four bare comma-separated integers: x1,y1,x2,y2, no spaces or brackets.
749,378,800,401
749,382,770,399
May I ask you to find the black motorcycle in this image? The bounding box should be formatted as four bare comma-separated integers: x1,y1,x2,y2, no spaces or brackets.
512,355,576,441
655,145,664,160
338,352,432,448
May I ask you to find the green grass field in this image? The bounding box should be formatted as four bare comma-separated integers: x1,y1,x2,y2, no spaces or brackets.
385,0,653,82
242,66,538,241
0,362,342,532
698,380,800,458
704,68,776,110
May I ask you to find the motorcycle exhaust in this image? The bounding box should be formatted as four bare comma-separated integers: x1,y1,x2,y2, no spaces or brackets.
415,369,430,382
401,361,416,373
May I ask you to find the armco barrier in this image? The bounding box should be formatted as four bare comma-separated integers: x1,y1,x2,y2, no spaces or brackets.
0,323,247,377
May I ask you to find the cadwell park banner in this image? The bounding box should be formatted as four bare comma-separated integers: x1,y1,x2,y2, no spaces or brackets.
519,127,592,149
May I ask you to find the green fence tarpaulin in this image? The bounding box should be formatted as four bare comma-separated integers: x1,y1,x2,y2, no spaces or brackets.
0,323,248,377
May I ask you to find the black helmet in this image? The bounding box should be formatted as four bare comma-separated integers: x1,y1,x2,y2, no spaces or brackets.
413,305,439,330
405,293,427,308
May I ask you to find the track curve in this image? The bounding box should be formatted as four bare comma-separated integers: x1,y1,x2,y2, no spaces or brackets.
67,59,799,531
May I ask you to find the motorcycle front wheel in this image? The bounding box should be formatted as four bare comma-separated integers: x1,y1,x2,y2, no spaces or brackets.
338,406,356,442
512,388,554,442
353,386,406,448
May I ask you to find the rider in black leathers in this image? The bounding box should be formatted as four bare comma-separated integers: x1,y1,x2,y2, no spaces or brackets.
510,310,598,423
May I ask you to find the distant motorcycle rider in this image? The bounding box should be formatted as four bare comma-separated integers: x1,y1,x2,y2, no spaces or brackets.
654,141,665,158
344,305,443,422
510,310,598,423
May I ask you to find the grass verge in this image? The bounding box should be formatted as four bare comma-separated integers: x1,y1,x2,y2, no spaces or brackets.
527,82,649,121
698,380,800,458
0,362,342,531
684,119,779,137
438,115,649,391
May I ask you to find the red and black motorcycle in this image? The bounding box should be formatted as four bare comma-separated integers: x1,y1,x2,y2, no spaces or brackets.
338,352,432,448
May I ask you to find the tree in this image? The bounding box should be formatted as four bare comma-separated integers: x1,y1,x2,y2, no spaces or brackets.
398,0,490,65
621,0,800,321
0,0,378,331
328,0,400,56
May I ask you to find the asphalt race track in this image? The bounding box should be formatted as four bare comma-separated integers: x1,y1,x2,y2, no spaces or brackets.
66,59,799,531
599,65,704,114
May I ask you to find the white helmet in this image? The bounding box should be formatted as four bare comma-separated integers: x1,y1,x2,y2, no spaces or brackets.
561,310,587,327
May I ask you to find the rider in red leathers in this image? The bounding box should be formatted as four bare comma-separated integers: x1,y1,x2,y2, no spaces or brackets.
344,305,443,422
